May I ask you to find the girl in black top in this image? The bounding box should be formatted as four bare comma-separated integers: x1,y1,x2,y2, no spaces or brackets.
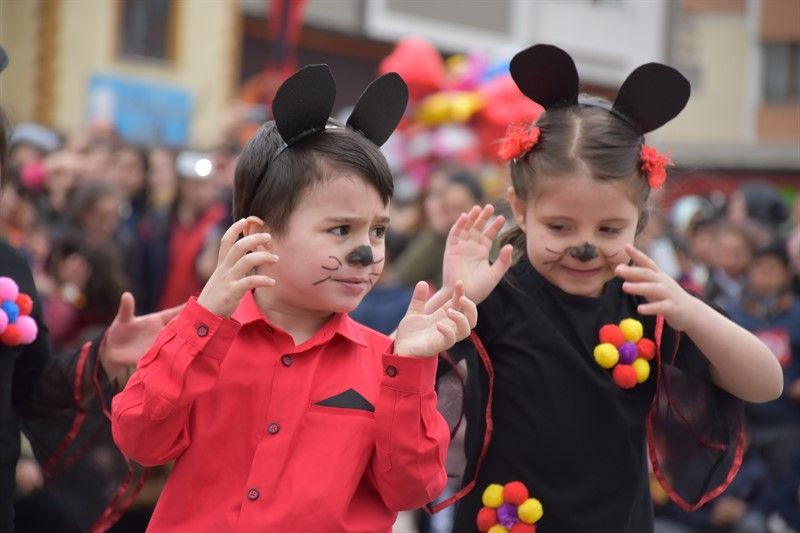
430,45,783,533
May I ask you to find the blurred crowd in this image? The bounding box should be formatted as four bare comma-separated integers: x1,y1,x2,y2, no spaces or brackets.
3,113,799,533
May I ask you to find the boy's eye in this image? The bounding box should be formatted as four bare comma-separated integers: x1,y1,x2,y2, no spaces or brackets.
370,226,387,239
330,226,349,236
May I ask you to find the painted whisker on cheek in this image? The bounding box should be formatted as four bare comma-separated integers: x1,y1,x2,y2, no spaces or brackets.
312,276,332,286
321,256,343,271
370,257,385,265
543,247,569,271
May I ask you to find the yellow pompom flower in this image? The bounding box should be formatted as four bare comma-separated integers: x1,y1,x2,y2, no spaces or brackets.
487,526,509,533
619,318,643,342
594,343,620,369
517,497,544,524
632,358,650,383
482,483,505,508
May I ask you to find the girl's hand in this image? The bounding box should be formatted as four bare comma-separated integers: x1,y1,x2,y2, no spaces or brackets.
100,291,183,381
197,218,279,318
394,281,477,357
442,204,513,305
616,244,699,331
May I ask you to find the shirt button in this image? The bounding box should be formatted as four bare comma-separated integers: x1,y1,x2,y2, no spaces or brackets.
267,422,280,435
386,365,398,377
196,324,209,337
247,488,259,501
281,355,293,367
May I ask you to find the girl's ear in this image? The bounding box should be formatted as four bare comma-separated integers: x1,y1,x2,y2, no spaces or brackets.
507,186,527,231
243,216,267,237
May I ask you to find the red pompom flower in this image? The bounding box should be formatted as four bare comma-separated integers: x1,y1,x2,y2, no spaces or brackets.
640,144,672,189
497,123,541,162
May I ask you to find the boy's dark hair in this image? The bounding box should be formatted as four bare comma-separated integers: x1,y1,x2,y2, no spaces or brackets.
233,120,393,236
501,103,651,257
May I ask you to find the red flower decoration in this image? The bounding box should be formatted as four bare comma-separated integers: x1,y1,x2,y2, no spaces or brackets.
497,123,540,162
640,144,672,189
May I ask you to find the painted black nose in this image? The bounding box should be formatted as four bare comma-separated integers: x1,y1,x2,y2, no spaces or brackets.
346,245,373,267
569,242,598,262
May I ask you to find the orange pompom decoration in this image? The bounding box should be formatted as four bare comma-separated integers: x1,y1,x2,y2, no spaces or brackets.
15,293,33,316
637,338,656,361
0,324,21,346
477,507,498,532
510,523,536,533
598,324,625,347
503,481,529,505
612,364,638,389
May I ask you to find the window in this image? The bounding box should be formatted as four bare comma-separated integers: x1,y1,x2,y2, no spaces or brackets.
763,42,800,103
118,0,175,61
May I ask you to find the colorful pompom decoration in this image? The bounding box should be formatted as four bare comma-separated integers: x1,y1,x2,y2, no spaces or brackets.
593,318,654,389
478,482,542,532
0,277,38,347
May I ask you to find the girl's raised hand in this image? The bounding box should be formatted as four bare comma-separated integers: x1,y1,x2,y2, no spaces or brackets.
442,204,513,305
394,281,477,357
197,218,279,317
616,243,699,331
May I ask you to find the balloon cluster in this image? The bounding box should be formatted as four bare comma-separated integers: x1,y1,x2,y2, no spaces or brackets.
593,318,655,389
477,481,543,533
377,37,543,188
0,277,38,347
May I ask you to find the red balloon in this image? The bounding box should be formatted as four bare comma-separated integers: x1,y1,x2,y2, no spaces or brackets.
15,293,33,316
379,37,444,101
475,75,543,161
1,324,22,346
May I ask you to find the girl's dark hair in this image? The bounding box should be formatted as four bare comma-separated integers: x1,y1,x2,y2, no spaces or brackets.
233,121,393,236
500,102,652,259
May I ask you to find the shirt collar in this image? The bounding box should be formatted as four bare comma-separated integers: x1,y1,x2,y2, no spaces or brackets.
232,291,369,347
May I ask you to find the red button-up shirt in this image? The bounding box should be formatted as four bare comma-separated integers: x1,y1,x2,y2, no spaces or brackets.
111,293,449,532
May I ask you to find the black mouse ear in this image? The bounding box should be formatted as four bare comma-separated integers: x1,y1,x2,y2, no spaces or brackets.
347,73,408,147
272,64,336,145
510,44,579,109
613,63,690,133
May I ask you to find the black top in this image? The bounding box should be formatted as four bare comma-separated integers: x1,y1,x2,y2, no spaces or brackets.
452,257,711,533
0,241,51,531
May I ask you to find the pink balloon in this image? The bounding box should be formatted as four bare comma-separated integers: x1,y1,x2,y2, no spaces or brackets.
0,277,19,302
15,315,38,344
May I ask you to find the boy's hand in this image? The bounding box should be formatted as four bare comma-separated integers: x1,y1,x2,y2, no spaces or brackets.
394,281,477,357
197,218,278,318
101,292,183,380
442,204,513,305
617,244,699,332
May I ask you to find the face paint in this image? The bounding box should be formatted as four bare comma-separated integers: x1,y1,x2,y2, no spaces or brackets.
568,242,598,262
345,245,373,267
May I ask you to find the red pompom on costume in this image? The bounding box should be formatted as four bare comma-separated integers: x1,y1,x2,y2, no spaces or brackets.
640,144,672,188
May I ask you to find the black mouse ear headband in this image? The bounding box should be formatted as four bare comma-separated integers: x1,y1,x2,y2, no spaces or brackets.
270,64,408,162
502,44,691,188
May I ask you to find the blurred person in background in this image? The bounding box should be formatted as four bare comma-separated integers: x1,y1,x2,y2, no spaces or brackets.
37,149,80,231
147,146,178,211
726,243,800,481
392,167,484,288
0,48,180,530
706,222,754,308
7,122,59,174
138,150,227,312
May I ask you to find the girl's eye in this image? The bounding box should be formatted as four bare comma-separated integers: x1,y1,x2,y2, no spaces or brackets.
547,224,567,232
600,227,622,235
330,226,349,236
370,226,387,239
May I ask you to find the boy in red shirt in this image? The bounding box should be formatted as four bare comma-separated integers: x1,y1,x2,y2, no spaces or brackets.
111,66,474,531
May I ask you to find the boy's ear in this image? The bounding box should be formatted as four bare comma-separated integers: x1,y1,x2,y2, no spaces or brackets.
507,187,527,231
243,216,267,237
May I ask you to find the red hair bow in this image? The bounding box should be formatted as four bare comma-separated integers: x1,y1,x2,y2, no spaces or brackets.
497,123,540,162
640,144,672,189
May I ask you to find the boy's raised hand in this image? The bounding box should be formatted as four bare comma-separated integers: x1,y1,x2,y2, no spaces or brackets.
617,243,699,331
442,204,513,305
394,281,477,357
197,217,279,318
